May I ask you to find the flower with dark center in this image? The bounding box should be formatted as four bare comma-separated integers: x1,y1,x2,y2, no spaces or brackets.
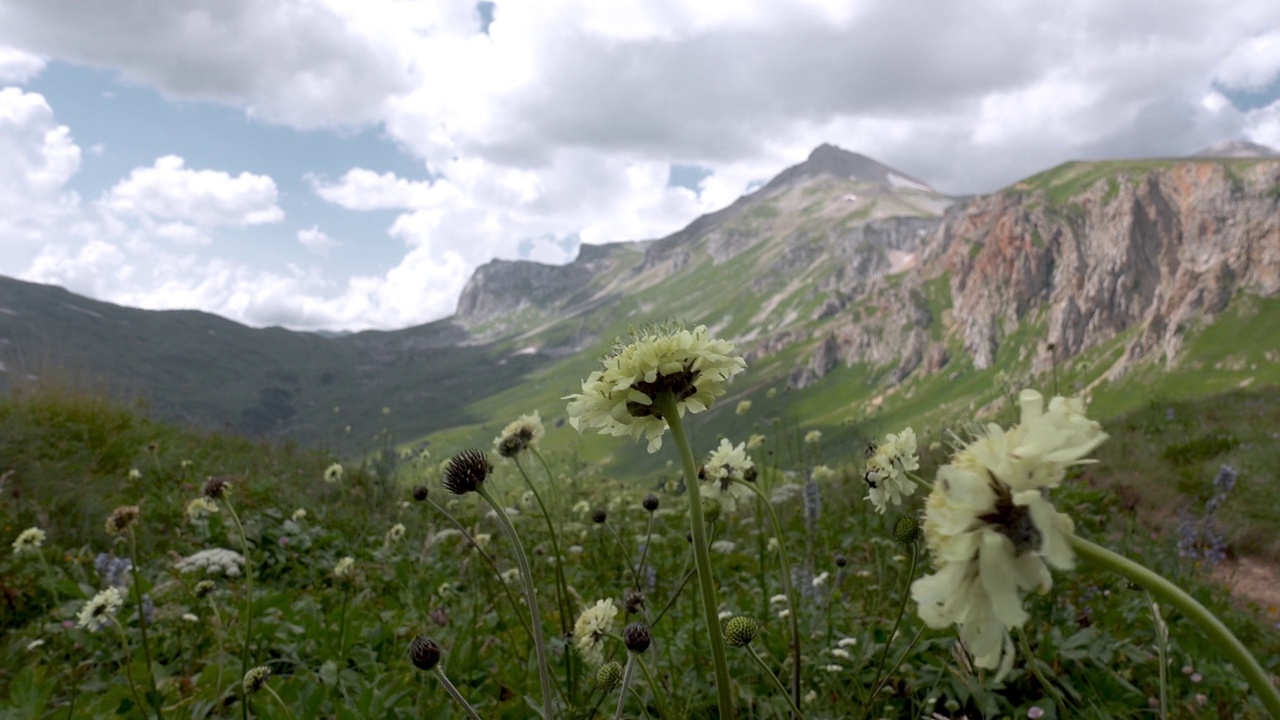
409,636,442,671
202,475,231,500
243,666,271,694
493,411,545,458
441,449,492,495
624,589,646,615
105,506,140,536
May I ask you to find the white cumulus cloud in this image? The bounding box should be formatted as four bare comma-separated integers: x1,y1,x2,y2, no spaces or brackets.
101,155,284,227
297,225,340,255
0,45,45,83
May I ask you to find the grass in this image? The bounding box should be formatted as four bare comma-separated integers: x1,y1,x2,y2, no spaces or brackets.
3,367,1280,718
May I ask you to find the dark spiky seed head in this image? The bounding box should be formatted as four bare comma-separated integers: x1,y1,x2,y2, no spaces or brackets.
596,661,623,692
623,621,651,654
743,467,759,483
146,441,159,454
203,475,231,499
893,515,920,545
409,636,441,670
105,505,140,536
835,554,848,568
724,616,759,648
624,589,646,615
411,485,429,502
441,449,491,495
243,666,271,694
591,508,607,524
496,435,524,458
193,580,216,598
642,493,659,512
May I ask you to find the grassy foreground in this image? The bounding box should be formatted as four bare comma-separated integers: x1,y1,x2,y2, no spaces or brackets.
1,382,1279,718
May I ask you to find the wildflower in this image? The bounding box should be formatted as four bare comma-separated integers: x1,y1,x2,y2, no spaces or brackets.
430,529,462,544
291,508,307,522
77,587,124,631
642,493,660,512
837,637,858,648
910,389,1107,679
441,449,491,495
572,500,591,516
574,598,618,666
894,515,921,545
718,609,734,620
699,438,755,513
735,400,752,416
243,666,271,694
26,639,45,651
186,497,219,521
710,540,736,554
770,483,803,505
128,468,142,480
811,464,835,483
778,608,791,619
11,527,45,555
105,505,140,536
565,323,746,453
193,580,216,598
182,613,199,622
769,594,788,606
623,621,652,653
767,537,780,553
473,533,492,550
624,589,646,615
333,557,355,578
202,475,231,499
812,571,830,588
501,568,521,583
409,636,442,670
176,548,246,577
804,430,822,445
747,433,766,450
384,523,406,545
830,648,850,660
1027,707,1045,719
724,616,759,647
596,661,623,692
823,664,843,672
864,428,921,514
324,462,344,484
494,410,545,457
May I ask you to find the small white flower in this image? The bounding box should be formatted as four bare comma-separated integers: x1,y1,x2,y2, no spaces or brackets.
175,548,246,577
830,648,851,660
804,430,822,445
26,639,45,650
803,690,816,705
837,637,858,648
333,556,355,578
473,533,492,550
186,497,219,521
572,500,591,516
700,439,756,514
430,529,462,544
767,537,780,552
291,508,307,522
324,462,343,484
11,527,45,555
77,587,124,631
747,433,766,450
386,523,406,544
812,571,830,588
718,609,734,620
501,568,521,583
182,613,199,623
770,483,803,505
777,608,791,619
710,540,736,554
769,594,788,605
567,545,584,554
735,400,752,416
823,664,843,672
128,468,142,480
864,428,921,514
810,465,836,483
494,410,546,457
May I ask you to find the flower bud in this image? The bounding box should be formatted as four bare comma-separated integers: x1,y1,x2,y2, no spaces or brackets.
442,449,491,495
623,621,651,654
893,515,920,545
409,636,441,671
724,616,759,648
596,661,623,692
642,493,660,512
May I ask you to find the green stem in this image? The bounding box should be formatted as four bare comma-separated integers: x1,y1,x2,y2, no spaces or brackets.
1016,628,1067,718
636,654,674,720
863,543,917,714
745,645,808,720
222,496,254,720
110,617,147,714
532,445,580,705
604,520,645,589
476,485,555,720
513,455,575,627
337,584,351,657
655,392,734,719
734,479,802,714
127,528,163,720
615,654,637,720
1070,535,1280,718
263,683,295,720
1147,592,1169,720
651,565,696,629
433,666,483,720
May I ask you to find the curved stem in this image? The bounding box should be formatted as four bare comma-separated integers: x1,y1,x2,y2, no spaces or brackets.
263,684,295,720
636,654,673,720
110,617,147,714
127,528,163,720
433,666,483,720
746,645,808,720
513,456,575,624
476,485,554,720
221,496,254,720
1146,592,1169,720
637,513,656,588
604,520,645,589
735,479,802,714
864,543,917,713
655,392,734,719
1070,535,1280,718
1016,628,1067,718
615,654,637,720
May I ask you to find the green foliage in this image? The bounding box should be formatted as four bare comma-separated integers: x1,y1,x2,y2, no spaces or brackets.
1161,434,1239,467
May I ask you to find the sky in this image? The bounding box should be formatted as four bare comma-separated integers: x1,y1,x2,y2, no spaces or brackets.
2,1,1279,332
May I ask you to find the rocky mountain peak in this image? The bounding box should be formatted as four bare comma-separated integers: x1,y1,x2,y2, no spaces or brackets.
764,143,933,192
1193,139,1280,158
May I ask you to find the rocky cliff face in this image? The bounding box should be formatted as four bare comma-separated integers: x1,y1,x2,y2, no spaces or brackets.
932,161,1280,378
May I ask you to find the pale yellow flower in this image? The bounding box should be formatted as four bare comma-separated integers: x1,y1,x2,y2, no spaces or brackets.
910,390,1106,679
565,323,745,452
77,587,124,631
186,497,219,521
810,464,836,483
865,427,921,514
494,410,546,457
386,523,406,544
11,527,45,555
746,433,766,450
574,598,618,666
735,400,752,416
699,438,755,513
291,508,307,522
333,556,355,578
804,430,822,445
324,462,344,484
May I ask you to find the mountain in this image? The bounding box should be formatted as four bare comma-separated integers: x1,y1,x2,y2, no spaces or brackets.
1194,139,1280,158
3,145,1279,464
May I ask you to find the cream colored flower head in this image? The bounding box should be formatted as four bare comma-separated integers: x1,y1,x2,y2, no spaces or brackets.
386,523,406,544
810,465,836,483
565,323,746,453
324,462,344,484
186,497,219,521
291,508,307,522
11,527,45,555
735,400,752,416
77,587,124,631
494,410,545,458
910,391,1105,680
333,556,355,578
573,598,618,666
864,428,921,514
746,433,766,450
699,438,756,514
176,548,246,577
804,430,822,445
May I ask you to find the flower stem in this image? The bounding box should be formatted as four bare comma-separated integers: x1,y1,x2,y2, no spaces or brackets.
746,645,808,720
127,528,163,720
655,391,735,719
864,543,917,713
735,478,802,713
433,666,483,720
614,654,637,720
476,485,555,720
263,683,295,720
110,617,147,713
221,495,254,720
337,584,351,657
1070,535,1280,717
636,654,674,720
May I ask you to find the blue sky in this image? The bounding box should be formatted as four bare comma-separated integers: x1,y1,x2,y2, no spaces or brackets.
1,1,1278,331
